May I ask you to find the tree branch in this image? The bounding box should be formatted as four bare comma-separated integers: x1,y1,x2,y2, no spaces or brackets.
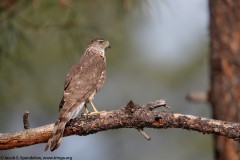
0,99,239,150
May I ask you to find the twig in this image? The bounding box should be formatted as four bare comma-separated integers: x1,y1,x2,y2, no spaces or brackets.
137,128,151,141
23,111,30,129
143,99,170,110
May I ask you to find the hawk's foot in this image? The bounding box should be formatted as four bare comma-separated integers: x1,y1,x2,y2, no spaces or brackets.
83,110,106,116
88,110,106,115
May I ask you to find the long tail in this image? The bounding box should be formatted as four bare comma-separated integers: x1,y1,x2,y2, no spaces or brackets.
45,101,73,152
45,102,84,151
44,114,70,151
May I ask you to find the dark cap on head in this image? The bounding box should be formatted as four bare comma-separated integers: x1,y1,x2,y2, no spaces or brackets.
89,38,111,50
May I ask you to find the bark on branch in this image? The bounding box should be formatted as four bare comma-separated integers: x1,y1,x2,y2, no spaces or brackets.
0,99,239,150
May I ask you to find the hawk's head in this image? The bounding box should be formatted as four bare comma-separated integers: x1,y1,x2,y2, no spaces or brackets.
89,38,111,51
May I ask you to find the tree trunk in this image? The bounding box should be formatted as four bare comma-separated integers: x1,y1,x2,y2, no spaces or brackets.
209,0,240,160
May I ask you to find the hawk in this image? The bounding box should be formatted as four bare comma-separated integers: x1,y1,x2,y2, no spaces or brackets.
45,38,111,151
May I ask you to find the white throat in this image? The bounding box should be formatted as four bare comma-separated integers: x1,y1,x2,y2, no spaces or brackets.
87,46,106,58
93,47,105,57
99,49,105,57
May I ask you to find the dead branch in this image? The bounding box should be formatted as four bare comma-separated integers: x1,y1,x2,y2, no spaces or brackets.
23,111,30,129
137,128,151,141
0,99,239,150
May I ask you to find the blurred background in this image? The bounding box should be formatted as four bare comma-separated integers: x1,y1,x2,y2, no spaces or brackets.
0,0,211,159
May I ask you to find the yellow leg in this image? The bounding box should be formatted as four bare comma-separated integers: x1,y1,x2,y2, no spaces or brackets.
89,100,99,113
84,104,89,113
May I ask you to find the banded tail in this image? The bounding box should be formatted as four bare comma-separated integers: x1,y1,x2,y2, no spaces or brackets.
45,102,84,151
44,114,70,151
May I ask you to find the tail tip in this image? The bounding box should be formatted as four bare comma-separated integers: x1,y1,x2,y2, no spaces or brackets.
44,144,49,152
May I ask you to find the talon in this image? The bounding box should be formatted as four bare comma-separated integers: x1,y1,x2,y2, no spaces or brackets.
87,110,107,115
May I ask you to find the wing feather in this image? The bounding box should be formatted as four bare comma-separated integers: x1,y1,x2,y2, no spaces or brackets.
59,49,105,112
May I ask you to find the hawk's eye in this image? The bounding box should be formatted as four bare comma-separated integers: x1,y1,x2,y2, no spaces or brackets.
98,40,104,44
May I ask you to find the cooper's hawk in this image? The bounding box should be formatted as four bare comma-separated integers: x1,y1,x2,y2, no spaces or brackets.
45,38,111,151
